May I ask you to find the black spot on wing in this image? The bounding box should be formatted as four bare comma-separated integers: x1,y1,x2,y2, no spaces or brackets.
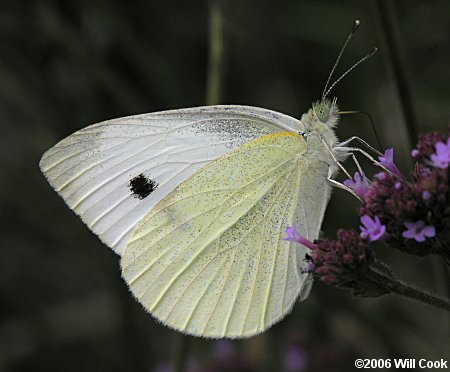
129,174,158,199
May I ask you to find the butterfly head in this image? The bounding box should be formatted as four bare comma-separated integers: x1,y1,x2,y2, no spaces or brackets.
298,98,340,166
312,98,339,128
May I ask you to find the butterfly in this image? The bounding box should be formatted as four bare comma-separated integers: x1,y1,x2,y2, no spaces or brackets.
40,20,378,338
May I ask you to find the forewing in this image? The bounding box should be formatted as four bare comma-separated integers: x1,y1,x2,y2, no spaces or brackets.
39,105,302,255
121,132,313,338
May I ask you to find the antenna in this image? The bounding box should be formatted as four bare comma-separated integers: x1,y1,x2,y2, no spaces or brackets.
323,47,378,98
321,20,360,100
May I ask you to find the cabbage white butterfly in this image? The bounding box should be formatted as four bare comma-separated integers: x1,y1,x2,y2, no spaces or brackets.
40,21,378,338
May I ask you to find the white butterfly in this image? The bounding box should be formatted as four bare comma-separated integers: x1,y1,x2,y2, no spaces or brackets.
40,21,379,338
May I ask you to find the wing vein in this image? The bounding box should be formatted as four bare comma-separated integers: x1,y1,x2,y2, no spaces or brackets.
62,136,166,198
88,163,194,229
126,157,295,269
136,165,294,310
223,168,295,334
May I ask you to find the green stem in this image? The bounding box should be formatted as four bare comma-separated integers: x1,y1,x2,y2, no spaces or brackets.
206,0,224,105
172,2,225,370
373,0,419,147
387,278,450,312
368,260,450,312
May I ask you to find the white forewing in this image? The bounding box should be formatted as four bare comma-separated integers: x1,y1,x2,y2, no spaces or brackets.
40,105,303,255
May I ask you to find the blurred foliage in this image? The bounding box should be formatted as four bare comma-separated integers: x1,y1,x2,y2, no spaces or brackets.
0,1,449,371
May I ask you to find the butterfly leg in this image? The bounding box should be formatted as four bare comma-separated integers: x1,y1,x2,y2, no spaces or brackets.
326,168,362,202
321,138,363,201
336,136,383,156
333,146,391,173
351,153,363,175
321,138,352,179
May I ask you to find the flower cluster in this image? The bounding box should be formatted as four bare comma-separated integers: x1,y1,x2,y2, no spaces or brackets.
359,134,449,259
284,226,392,296
284,228,372,285
307,229,373,286
285,126,450,292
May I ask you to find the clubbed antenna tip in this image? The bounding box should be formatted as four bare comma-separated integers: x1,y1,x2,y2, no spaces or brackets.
322,20,362,100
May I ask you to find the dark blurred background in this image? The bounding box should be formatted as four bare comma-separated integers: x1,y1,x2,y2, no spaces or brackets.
1,1,449,371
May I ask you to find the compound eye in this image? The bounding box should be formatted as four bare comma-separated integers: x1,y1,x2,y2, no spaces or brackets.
312,100,332,123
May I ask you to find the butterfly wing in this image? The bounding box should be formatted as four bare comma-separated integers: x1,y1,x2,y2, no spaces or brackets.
39,105,303,255
121,132,327,338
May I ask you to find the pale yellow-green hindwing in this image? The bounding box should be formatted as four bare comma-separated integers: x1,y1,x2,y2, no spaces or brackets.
121,131,332,338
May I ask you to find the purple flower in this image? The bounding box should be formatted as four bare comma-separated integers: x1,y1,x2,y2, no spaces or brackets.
284,227,317,250
375,172,387,180
412,131,445,164
378,148,402,176
430,138,450,169
359,215,386,241
402,220,436,242
343,172,370,198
